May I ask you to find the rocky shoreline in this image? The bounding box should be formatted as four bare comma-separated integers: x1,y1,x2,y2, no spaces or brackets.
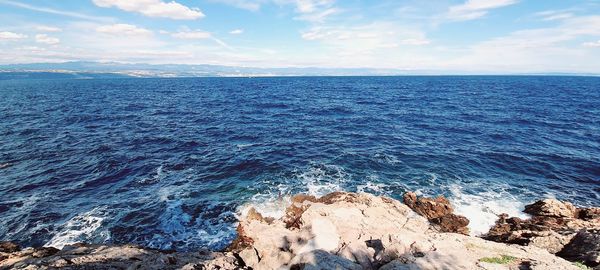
1,192,598,270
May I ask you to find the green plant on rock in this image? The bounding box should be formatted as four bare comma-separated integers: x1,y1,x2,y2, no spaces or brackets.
479,255,517,264
573,262,591,270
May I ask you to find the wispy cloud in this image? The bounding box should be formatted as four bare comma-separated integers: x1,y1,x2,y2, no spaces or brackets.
229,29,244,35
171,30,212,39
35,34,60,45
93,0,204,20
170,29,234,50
583,40,600,47
0,31,27,41
0,0,113,22
213,0,339,21
209,0,262,11
36,26,62,32
446,0,518,21
96,24,152,36
534,10,574,21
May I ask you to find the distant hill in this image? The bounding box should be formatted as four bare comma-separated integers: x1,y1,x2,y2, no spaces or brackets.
0,61,598,78
0,71,133,80
0,61,407,78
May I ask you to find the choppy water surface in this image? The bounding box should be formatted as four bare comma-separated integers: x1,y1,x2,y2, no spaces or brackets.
1,76,599,251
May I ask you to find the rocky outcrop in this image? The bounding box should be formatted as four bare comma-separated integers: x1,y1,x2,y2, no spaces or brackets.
557,230,600,268
0,243,247,270
229,192,576,269
403,192,470,235
485,198,600,269
0,242,20,253
524,199,578,218
1,192,587,270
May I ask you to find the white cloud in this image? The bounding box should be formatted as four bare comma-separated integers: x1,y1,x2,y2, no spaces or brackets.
0,31,27,40
170,29,234,50
289,0,335,14
36,26,63,32
400,38,431,46
448,15,600,72
35,34,60,45
209,0,262,11
583,40,600,47
212,0,338,21
92,0,204,20
447,0,518,21
295,7,340,22
535,10,574,21
301,22,431,64
172,30,212,39
229,29,244,35
96,24,152,36
0,0,113,22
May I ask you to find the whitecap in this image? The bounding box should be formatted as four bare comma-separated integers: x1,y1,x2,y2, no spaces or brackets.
448,184,530,236
45,207,111,249
239,164,350,219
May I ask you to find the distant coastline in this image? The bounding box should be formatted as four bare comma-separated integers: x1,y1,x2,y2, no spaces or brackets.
1,61,599,79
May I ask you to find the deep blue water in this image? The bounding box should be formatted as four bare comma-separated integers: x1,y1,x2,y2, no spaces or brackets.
1,76,599,251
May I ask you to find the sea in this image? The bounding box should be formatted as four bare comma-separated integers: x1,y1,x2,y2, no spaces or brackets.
1,76,599,251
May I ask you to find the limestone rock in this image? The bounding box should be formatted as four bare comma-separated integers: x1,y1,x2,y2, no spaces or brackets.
403,192,470,234
403,192,453,219
2,192,587,270
524,199,577,218
0,241,20,253
289,250,362,270
578,208,600,221
432,214,470,235
238,248,260,268
557,230,600,268
486,197,600,269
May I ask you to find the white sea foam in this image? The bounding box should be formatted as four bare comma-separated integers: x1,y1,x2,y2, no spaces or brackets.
240,164,348,219
448,184,530,236
297,164,347,196
151,183,237,250
45,207,111,249
356,176,390,195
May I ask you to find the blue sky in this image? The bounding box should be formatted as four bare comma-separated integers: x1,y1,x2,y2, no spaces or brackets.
1,0,600,73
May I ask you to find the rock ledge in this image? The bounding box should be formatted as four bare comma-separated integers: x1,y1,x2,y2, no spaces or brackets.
1,192,588,270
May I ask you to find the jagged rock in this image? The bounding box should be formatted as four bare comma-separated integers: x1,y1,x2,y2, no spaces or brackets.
289,250,362,270
403,192,453,219
524,199,577,218
246,207,274,223
2,192,587,270
231,192,578,269
486,198,600,268
557,230,600,268
238,247,259,267
227,223,254,252
291,194,318,204
0,241,20,253
432,214,470,235
403,192,470,234
31,247,59,258
318,192,365,205
484,214,577,252
0,244,247,270
578,208,600,221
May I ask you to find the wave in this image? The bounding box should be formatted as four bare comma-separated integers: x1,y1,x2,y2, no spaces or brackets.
45,207,111,249
242,164,349,219
448,184,530,236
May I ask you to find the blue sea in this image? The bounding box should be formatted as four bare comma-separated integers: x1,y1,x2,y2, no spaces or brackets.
1,76,599,251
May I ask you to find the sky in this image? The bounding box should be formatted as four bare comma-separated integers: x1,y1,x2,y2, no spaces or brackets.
1,0,600,73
